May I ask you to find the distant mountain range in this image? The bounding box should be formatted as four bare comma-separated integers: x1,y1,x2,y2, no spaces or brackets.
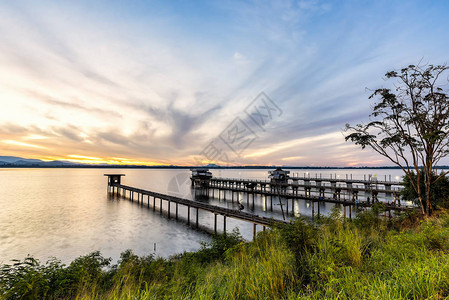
2,156,445,169
0,156,79,167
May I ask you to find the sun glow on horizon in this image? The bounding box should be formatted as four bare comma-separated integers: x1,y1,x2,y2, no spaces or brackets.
1,1,448,167
36,155,170,166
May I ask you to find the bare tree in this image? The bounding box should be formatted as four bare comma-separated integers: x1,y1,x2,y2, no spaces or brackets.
345,63,449,215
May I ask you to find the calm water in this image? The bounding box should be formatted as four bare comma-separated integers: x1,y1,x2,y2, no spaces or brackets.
0,168,406,264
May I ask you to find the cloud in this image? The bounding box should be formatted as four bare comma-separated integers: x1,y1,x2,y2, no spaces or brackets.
1,0,448,166
52,126,85,142
2,140,47,149
233,52,246,60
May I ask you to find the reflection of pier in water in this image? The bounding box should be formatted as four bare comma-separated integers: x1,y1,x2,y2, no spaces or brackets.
191,168,410,219
105,174,288,238
105,168,412,238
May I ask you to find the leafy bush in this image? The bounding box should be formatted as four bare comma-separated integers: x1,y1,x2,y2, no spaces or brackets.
0,257,50,299
184,227,244,263
2,214,449,299
402,171,449,209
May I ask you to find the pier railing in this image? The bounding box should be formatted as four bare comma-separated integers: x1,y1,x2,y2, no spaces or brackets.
105,174,414,238
209,177,404,194
105,174,288,238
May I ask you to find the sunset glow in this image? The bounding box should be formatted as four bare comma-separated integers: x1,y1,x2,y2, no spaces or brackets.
1,1,448,166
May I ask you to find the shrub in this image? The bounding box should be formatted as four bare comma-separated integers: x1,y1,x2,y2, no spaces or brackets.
0,257,50,299
402,171,449,209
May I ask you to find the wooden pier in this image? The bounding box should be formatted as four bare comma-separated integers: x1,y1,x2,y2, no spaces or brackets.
105,174,288,238
190,168,411,219
105,169,413,238
204,179,409,218
208,175,404,203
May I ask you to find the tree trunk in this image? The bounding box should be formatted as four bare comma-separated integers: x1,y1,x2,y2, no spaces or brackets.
424,153,434,216
418,195,425,215
415,171,426,215
425,166,433,216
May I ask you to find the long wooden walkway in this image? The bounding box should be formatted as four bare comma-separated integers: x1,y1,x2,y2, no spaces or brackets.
209,177,403,194
206,183,410,214
105,174,288,237
290,175,403,186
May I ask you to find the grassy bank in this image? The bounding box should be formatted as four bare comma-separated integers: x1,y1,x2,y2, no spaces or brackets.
2,208,449,299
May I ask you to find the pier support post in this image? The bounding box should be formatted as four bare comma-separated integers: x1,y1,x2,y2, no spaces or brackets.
214,214,217,234
160,198,162,213
292,199,295,215
312,201,315,220
385,184,392,197
223,215,226,234
196,208,199,229
319,188,325,197
168,201,171,219
176,203,178,220
187,206,190,225
153,197,156,211
253,223,257,239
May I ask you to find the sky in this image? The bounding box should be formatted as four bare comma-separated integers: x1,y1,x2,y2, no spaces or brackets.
0,0,448,167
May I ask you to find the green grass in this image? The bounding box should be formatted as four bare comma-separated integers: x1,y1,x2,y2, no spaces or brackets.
2,208,449,299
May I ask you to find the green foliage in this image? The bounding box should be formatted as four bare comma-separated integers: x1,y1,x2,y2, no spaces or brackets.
3,214,449,299
0,251,111,299
278,217,317,256
353,205,385,231
345,63,449,215
175,228,244,266
196,228,244,262
0,257,50,299
402,171,449,209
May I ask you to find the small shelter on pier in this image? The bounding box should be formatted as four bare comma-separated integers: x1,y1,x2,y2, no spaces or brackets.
268,167,290,183
104,174,125,195
190,168,212,187
104,174,125,186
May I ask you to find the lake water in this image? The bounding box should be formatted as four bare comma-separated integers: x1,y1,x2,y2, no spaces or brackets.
0,168,406,264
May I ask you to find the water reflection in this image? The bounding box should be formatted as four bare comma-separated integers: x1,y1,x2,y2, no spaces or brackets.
0,168,412,264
